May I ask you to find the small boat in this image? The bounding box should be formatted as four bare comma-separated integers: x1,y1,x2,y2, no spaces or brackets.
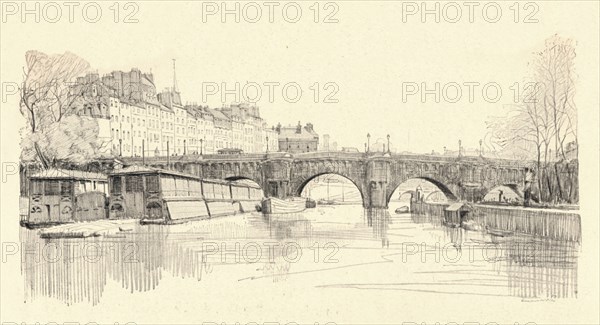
318,199,335,205
485,226,514,237
461,219,483,231
442,220,461,228
394,206,409,214
261,197,308,214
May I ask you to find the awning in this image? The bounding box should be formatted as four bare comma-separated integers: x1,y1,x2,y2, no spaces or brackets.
446,202,468,212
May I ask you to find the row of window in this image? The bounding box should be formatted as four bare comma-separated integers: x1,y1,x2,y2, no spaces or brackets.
31,180,105,196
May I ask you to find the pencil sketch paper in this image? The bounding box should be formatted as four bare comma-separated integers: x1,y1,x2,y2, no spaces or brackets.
1,1,599,325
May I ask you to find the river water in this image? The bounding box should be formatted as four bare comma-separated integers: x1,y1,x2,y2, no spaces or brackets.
18,203,580,322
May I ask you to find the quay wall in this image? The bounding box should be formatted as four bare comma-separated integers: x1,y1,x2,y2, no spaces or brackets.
410,201,581,242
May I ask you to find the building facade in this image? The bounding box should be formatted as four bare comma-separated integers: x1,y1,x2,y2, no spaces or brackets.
275,122,319,153
75,68,317,157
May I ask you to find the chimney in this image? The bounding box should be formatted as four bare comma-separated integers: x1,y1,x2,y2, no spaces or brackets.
296,121,302,134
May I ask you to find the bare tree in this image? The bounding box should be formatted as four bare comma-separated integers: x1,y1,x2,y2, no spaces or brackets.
19,51,110,168
532,35,578,202
486,35,578,204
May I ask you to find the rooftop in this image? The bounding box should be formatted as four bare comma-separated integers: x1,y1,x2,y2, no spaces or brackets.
30,169,107,181
110,165,198,179
277,123,318,140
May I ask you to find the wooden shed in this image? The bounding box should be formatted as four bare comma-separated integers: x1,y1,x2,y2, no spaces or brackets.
25,169,108,227
443,202,472,226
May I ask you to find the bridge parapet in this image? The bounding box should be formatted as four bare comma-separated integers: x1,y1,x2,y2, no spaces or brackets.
120,151,533,167
113,151,546,208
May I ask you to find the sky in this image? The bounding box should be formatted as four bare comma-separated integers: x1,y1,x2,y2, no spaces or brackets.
1,1,599,155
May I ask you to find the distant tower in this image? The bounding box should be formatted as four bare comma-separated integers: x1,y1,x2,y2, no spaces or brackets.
171,59,182,105
323,134,330,151
332,141,338,152
172,58,179,93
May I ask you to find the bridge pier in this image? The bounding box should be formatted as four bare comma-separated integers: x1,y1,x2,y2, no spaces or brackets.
368,181,388,208
265,180,290,199
365,158,391,209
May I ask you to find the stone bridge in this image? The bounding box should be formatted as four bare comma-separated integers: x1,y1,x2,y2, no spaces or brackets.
118,151,539,208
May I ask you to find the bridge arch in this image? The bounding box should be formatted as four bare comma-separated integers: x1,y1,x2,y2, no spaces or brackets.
396,190,416,201
294,172,366,206
482,183,524,203
424,190,445,202
224,176,266,198
386,176,457,206
224,175,264,188
224,176,260,183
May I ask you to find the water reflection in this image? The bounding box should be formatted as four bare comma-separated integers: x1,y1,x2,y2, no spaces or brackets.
20,205,579,304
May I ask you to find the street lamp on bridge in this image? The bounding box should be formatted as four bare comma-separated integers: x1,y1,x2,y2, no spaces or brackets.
387,134,390,153
479,139,483,157
367,133,371,152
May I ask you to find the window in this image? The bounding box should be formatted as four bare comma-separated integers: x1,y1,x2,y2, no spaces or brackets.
126,175,143,192
45,180,60,195
146,175,159,193
31,180,43,194
112,176,122,194
60,181,73,196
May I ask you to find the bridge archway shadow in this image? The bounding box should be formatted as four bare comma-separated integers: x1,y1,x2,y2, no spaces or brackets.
295,173,365,206
387,177,457,207
224,176,265,196
482,183,525,204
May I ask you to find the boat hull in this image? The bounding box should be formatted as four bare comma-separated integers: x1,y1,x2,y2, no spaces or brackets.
262,197,308,214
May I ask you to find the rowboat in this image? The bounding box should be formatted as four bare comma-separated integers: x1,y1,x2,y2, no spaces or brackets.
394,206,409,214
261,197,309,214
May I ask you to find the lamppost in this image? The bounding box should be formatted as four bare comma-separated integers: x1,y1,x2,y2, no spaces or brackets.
200,138,204,155
266,136,269,152
387,134,390,153
479,139,483,157
119,139,122,157
364,142,367,153
184,139,187,155
367,133,371,152
167,141,170,167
